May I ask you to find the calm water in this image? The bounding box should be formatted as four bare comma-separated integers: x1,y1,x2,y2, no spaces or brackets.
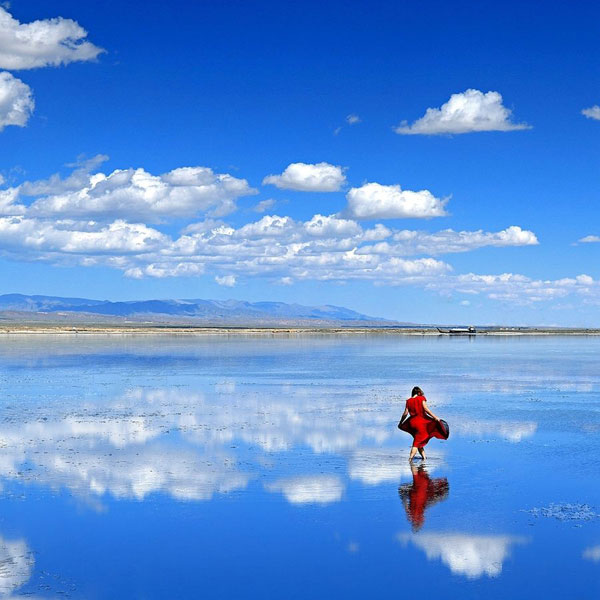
0,334,598,599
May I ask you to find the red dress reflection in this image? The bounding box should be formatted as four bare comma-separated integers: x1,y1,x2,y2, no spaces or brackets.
398,465,449,531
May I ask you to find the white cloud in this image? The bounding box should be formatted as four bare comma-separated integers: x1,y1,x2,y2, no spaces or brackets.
0,6,103,69
303,213,363,238
579,235,600,243
0,160,590,306
346,113,361,124
0,194,580,305
0,201,549,296
359,226,538,256
398,533,526,579
345,182,448,219
395,89,531,135
124,262,205,279
155,215,451,283
26,165,257,221
0,216,167,256
0,186,26,215
581,105,600,121
265,475,344,504
0,70,33,130
215,274,236,287
252,198,277,213
428,272,599,305
263,162,346,192
20,153,109,196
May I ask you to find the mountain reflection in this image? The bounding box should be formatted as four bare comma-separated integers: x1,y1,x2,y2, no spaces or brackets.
398,464,449,531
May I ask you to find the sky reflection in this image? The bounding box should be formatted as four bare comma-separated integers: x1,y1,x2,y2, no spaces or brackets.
0,336,598,599
0,378,542,505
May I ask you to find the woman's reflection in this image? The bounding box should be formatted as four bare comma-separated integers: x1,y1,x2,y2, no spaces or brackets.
398,464,449,531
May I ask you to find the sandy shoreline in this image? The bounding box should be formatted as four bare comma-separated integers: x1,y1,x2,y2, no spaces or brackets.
1,324,599,335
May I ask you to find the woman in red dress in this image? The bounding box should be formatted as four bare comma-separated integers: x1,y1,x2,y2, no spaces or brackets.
399,386,446,461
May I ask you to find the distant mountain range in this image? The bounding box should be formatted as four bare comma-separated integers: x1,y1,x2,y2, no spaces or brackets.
0,294,401,327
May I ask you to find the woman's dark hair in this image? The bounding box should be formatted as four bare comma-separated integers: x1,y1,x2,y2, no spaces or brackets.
411,386,424,397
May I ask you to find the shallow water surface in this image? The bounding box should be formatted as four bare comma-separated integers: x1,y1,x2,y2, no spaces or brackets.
0,335,598,598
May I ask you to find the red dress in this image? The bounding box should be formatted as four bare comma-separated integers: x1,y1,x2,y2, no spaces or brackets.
399,395,448,447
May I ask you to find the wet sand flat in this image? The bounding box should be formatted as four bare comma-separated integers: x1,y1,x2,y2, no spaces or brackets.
0,335,598,598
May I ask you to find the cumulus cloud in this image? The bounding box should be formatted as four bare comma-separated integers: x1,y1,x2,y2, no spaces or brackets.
25,165,257,221
346,113,361,124
581,105,600,121
398,533,527,579
263,162,346,192
265,475,344,504
0,216,167,256
152,214,450,283
0,193,553,298
0,6,103,69
579,235,600,243
345,182,448,219
0,70,33,130
395,89,531,135
2,159,589,306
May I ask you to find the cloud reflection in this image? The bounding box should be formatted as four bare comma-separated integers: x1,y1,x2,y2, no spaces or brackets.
0,537,33,597
0,389,250,502
583,545,600,562
398,532,527,578
0,383,538,506
450,419,537,442
265,476,344,504
349,449,441,485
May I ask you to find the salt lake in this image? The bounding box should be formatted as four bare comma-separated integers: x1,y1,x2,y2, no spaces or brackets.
0,334,598,598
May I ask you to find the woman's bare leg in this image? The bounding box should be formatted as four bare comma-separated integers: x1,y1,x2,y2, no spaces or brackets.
418,447,426,460
409,447,418,462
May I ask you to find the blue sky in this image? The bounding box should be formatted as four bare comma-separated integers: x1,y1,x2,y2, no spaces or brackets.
0,0,599,325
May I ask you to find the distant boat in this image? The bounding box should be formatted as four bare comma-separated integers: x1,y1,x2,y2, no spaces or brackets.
437,326,477,335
